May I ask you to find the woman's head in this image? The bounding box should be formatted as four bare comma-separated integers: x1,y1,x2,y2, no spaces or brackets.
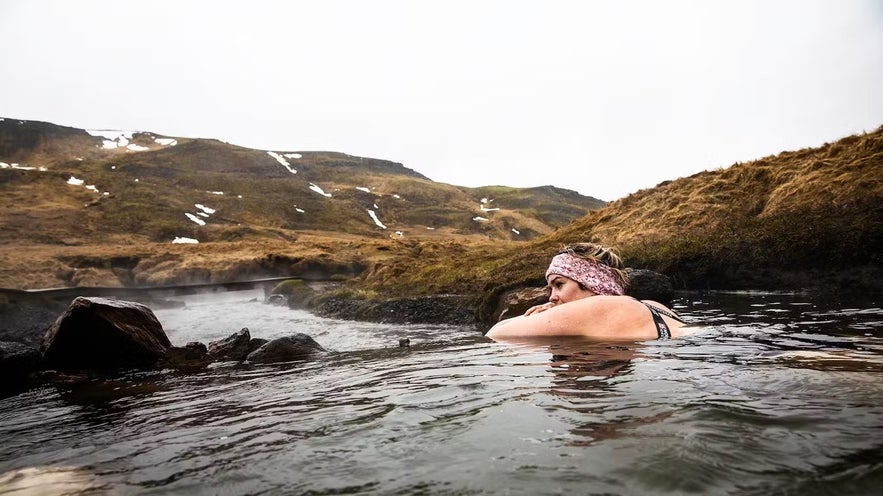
545,243,628,304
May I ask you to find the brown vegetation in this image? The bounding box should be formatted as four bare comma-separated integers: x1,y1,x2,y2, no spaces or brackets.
1,118,880,317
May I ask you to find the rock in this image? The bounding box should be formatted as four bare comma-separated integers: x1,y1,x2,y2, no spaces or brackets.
208,328,253,361
246,334,326,364
0,341,42,396
494,286,549,322
313,295,476,326
399,338,410,348
42,297,172,371
248,338,268,354
0,292,69,347
158,342,211,370
268,279,318,310
625,269,674,304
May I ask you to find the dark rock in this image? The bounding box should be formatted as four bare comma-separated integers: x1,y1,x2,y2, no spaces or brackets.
158,342,211,370
0,292,68,347
399,338,410,348
42,296,172,371
246,334,326,364
493,286,549,322
208,328,252,361
248,338,268,354
0,341,42,396
314,295,476,326
625,269,674,304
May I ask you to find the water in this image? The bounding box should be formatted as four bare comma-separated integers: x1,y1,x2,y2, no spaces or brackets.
1,290,881,495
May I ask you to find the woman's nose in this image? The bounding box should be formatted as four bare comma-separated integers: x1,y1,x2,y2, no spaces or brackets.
549,293,559,303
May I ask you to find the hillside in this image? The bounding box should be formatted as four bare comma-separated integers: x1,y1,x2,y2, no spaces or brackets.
361,126,883,308
0,118,604,289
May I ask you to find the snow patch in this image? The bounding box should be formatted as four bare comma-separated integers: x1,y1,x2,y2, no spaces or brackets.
126,143,149,152
268,151,297,174
295,207,305,213
368,210,387,229
473,216,489,222
309,183,332,197
284,153,302,159
195,204,216,215
155,138,177,146
185,213,206,226
87,129,134,149
172,237,199,244
208,191,224,195
511,228,521,235
67,176,85,186
1,162,43,171
356,187,371,193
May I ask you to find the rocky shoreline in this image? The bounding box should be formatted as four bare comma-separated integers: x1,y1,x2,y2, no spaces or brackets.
0,269,677,398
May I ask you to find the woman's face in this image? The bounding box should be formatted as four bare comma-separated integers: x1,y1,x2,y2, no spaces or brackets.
547,274,594,306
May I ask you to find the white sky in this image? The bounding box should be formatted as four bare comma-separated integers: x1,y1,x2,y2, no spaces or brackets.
1,0,881,201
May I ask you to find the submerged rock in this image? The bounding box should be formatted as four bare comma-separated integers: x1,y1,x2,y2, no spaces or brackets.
246,334,326,364
158,342,211,370
41,297,172,371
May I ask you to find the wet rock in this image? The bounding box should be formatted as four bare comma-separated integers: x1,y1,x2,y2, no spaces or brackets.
42,297,172,371
625,269,674,304
158,342,211,370
248,338,268,354
208,328,253,361
493,286,549,322
246,334,326,364
266,294,288,306
269,279,318,310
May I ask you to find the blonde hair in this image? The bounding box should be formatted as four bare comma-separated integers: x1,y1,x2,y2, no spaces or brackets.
557,242,629,288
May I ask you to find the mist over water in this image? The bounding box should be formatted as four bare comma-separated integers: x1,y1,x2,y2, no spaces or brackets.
1,290,881,495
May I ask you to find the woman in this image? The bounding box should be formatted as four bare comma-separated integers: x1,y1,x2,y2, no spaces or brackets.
485,243,688,340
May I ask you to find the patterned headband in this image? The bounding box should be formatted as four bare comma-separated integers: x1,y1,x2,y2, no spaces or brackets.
545,253,625,296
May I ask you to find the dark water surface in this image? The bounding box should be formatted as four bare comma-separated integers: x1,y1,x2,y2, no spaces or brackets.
1,290,881,495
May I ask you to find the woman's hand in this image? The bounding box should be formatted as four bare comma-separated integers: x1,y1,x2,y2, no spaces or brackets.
524,302,554,316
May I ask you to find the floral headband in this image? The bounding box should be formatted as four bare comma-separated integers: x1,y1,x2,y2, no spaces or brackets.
545,253,625,296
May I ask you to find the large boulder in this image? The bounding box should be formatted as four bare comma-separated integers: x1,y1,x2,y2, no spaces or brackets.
246,334,326,364
42,297,172,371
493,286,549,322
625,269,674,304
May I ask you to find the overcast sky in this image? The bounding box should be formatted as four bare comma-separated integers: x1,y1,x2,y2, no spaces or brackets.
1,0,881,200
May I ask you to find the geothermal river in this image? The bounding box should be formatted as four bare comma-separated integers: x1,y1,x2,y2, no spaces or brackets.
1,290,881,495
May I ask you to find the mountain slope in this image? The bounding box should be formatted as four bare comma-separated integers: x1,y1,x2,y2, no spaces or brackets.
0,118,605,247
